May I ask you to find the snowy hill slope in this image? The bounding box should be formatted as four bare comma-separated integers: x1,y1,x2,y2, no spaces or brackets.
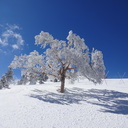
0,79,128,128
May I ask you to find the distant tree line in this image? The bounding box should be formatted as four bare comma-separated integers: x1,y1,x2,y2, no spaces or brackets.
17,72,48,85
0,67,49,90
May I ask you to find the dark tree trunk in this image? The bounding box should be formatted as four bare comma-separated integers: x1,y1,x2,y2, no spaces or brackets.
60,76,65,93
60,69,66,93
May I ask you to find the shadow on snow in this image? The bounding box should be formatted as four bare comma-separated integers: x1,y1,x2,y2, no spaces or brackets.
29,88,128,115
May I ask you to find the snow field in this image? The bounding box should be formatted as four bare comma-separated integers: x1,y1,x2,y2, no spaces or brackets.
0,79,128,128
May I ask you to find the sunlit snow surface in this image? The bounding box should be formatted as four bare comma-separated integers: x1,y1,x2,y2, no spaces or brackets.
0,79,128,128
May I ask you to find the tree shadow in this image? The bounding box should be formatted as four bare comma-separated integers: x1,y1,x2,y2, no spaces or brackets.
29,88,128,115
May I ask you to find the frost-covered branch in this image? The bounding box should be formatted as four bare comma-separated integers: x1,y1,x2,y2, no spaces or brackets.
10,50,45,75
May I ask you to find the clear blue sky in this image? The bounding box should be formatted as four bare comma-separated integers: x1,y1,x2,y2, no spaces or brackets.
0,0,128,79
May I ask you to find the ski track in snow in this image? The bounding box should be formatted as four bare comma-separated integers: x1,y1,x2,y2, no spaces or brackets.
0,79,128,128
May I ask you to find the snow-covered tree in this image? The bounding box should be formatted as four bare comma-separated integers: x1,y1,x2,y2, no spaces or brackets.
38,74,44,84
10,31,105,93
91,49,105,79
0,80,3,89
18,74,29,85
28,72,37,85
5,67,13,84
1,75,9,88
34,30,106,92
0,68,14,89
38,73,48,84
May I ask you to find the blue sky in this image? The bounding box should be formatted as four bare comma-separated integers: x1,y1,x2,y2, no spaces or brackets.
0,0,128,79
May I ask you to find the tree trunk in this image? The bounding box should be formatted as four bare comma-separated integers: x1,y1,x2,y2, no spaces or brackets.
60,70,65,93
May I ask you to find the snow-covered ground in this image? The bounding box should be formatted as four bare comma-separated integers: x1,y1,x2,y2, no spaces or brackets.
0,79,128,128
